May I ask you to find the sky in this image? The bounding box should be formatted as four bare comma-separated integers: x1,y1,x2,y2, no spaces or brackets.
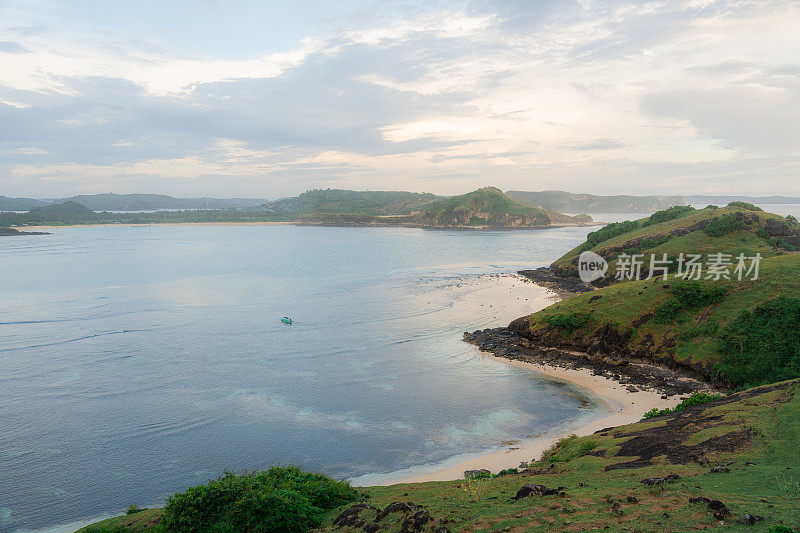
0,0,799,199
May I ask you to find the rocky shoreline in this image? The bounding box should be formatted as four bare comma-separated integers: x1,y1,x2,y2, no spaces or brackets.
0,226,51,236
463,326,708,398
517,267,595,294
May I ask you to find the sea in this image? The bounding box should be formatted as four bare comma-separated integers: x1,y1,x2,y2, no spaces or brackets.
1,223,603,532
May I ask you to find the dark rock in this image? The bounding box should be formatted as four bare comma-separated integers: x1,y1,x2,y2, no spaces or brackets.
400,509,432,533
745,461,756,466
664,473,681,480
363,524,380,533
626,496,638,503
689,496,711,504
710,466,730,473
333,503,379,527
376,501,415,521
640,477,664,486
744,513,764,525
589,295,603,302
512,483,563,500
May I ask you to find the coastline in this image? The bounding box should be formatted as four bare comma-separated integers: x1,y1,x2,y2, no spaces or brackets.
358,277,710,486
388,354,684,485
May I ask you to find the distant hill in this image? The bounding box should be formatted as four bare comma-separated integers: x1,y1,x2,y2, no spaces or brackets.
62,193,268,211
685,195,800,205
271,189,439,215
27,201,99,224
416,187,591,227
0,195,47,211
506,190,684,213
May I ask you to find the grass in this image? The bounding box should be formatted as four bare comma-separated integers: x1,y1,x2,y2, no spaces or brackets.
520,253,800,383
551,205,789,277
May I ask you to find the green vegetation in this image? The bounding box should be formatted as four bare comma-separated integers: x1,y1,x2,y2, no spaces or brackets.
81,381,800,532
704,213,746,237
273,189,439,216
417,187,588,227
163,467,355,533
551,205,795,279
641,392,723,419
719,296,800,389
727,201,763,211
541,434,598,463
644,205,695,226
505,190,684,213
545,313,590,333
653,282,727,323
582,220,639,249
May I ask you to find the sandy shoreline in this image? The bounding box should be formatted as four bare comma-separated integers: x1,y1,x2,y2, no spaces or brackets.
385,353,684,485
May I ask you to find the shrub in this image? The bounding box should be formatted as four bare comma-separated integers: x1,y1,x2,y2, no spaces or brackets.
495,468,519,476
718,296,800,388
787,215,798,225
542,435,597,463
756,228,771,239
768,237,798,251
705,204,719,209
161,467,358,533
645,205,695,225
641,392,723,420
727,201,762,211
126,504,143,515
654,282,727,324
545,313,590,334
704,214,745,237
583,220,639,249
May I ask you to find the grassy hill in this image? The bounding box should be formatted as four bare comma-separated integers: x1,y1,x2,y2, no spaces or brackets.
510,204,800,388
550,204,799,280
0,195,47,211
417,187,591,227
272,189,440,216
79,379,800,532
506,190,684,214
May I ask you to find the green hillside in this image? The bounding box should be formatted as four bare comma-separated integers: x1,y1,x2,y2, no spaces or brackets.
272,189,439,216
550,204,799,280
506,190,684,213
0,195,47,211
417,187,591,227
510,204,800,388
78,380,800,532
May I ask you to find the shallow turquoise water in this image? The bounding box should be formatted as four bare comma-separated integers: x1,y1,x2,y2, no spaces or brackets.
0,224,596,532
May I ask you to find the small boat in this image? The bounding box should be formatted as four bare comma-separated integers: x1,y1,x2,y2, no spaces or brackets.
281,317,293,324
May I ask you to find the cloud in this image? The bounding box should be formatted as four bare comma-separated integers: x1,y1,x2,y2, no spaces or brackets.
0,0,799,197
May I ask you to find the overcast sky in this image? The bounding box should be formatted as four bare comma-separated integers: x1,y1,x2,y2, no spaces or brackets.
1,0,798,199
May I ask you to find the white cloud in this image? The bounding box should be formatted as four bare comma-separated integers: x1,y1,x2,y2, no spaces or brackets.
1,0,799,197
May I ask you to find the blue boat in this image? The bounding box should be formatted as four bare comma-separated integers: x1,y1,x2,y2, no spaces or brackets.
281,317,293,324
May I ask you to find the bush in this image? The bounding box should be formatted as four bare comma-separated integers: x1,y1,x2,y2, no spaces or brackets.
654,283,727,324
768,237,798,251
645,205,695,225
756,228,771,239
727,201,762,211
641,392,723,420
126,504,143,515
161,467,358,533
704,214,745,237
705,205,719,209
542,435,597,463
495,468,518,476
583,220,639,249
787,215,798,225
545,313,590,334
718,296,800,388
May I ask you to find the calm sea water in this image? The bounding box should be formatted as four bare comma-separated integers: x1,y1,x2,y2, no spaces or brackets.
0,224,601,532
